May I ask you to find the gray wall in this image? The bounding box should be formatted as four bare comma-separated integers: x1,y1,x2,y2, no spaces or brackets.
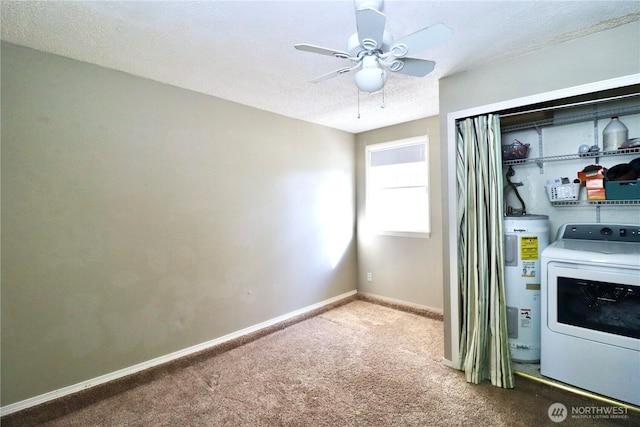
438,21,640,362
1,43,357,406
355,116,443,312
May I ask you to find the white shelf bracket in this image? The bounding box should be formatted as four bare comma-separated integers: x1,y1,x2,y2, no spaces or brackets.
534,124,544,174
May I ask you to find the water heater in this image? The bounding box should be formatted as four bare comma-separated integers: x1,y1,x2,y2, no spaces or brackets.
504,215,550,363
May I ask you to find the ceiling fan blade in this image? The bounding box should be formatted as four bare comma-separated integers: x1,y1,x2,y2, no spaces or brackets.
390,23,452,58
356,7,386,50
294,43,352,59
309,63,361,83
389,58,436,77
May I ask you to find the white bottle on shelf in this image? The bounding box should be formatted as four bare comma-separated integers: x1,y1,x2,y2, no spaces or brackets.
602,116,628,151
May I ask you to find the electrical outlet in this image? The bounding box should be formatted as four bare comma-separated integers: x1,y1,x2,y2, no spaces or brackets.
367,272,372,282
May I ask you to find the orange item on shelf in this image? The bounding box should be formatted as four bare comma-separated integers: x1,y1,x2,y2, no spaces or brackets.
578,166,606,182
586,178,604,189
587,188,606,200
578,166,607,200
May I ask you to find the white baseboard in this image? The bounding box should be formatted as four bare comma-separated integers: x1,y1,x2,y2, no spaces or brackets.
358,291,443,315
0,289,357,417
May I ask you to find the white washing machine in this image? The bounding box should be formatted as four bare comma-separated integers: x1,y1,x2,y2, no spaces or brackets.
541,223,640,406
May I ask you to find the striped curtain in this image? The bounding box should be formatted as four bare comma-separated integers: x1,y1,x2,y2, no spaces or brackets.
456,114,514,388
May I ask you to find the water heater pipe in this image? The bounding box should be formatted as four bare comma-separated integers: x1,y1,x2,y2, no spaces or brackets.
505,166,527,216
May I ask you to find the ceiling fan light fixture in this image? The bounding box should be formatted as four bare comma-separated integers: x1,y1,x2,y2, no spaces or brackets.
354,56,387,93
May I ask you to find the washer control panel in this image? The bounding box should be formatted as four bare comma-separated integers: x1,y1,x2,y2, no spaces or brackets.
560,223,640,243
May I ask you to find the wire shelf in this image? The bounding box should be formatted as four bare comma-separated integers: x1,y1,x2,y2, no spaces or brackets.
503,147,640,166
551,199,640,207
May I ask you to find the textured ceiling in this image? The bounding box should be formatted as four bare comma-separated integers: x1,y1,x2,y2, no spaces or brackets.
2,1,639,133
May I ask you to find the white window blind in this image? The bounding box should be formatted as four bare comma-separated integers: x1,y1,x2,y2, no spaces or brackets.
366,137,430,237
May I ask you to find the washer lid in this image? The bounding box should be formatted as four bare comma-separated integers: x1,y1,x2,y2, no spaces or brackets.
543,239,640,265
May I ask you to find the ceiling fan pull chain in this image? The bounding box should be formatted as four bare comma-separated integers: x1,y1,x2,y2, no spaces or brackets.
357,90,361,119
380,87,386,109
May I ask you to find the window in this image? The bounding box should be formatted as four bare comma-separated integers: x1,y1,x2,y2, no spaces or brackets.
365,137,430,237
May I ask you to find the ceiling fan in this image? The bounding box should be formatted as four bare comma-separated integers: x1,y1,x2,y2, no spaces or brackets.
294,0,452,93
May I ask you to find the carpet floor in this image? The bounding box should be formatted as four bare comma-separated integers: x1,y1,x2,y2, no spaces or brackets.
3,300,638,426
